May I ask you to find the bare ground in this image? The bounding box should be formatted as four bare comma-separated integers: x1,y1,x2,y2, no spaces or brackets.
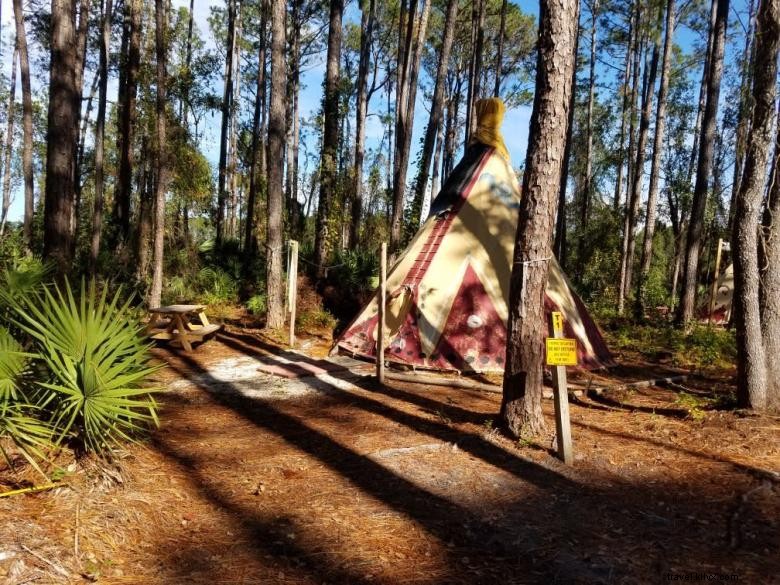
1,326,778,584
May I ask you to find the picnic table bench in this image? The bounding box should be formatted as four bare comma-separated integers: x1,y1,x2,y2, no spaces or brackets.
146,304,222,351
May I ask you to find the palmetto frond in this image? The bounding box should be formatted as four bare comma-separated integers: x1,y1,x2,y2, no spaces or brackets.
14,279,162,454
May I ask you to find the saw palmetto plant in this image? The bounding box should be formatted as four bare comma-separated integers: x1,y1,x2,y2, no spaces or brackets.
0,327,51,475
14,280,162,455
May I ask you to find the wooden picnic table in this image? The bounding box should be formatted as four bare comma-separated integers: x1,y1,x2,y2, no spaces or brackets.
146,304,222,352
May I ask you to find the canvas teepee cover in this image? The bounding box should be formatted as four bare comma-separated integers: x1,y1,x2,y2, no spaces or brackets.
700,264,733,324
334,102,611,372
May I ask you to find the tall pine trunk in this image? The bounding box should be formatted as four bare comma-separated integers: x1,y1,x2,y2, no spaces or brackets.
285,0,302,236
13,0,34,250
581,0,598,227
762,100,780,410
136,136,152,281
613,8,635,210
617,17,642,312
0,44,17,238
624,36,660,303
390,0,431,252
465,0,485,142
677,0,729,326
114,0,141,246
227,3,242,241
494,0,508,96
313,0,344,275
728,0,756,233
70,0,90,243
733,0,779,410
502,0,578,437
636,0,675,317
430,116,444,205
244,0,268,266
265,0,287,328
349,0,376,247
90,0,113,273
554,2,581,266
43,0,79,275
216,0,236,247
149,0,168,309
411,0,457,226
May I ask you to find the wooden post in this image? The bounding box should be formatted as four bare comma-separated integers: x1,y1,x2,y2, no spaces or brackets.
377,242,387,383
708,238,723,325
288,240,298,347
548,311,573,465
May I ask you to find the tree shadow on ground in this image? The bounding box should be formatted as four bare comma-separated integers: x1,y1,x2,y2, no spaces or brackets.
145,336,778,584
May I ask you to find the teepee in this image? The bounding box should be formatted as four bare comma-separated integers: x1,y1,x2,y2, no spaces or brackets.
700,264,733,324
333,99,612,373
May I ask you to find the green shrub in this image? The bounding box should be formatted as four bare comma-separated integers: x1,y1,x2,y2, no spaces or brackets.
246,294,267,316
328,248,380,295
298,307,337,330
0,327,29,401
0,258,52,315
198,267,238,303
0,327,51,474
14,280,162,454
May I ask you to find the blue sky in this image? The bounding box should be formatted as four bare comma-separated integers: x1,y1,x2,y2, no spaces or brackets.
1,0,752,222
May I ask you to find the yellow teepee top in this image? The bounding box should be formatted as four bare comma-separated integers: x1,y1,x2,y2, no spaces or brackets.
470,98,510,161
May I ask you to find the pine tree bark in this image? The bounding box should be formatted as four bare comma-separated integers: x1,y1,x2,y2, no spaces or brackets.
0,44,18,238
430,115,444,205
43,0,79,275
502,0,578,437
75,71,98,219
581,0,598,226
70,0,90,241
149,0,168,309
554,1,581,266
465,0,485,142
411,0,457,226
677,0,729,326
244,0,268,264
90,0,113,274
686,0,717,189
181,0,194,125
733,0,779,410
285,0,302,236
113,0,141,245
443,77,461,179
216,0,236,247
636,0,675,318
617,18,643,312
624,36,659,301
265,0,287,328
227,2,242,241
313,0,344,274
620,27,658,315
390,0,431,252
12,0,33,250
494,0,508,96
728,0,756,233
136,136,152,281
762,100,780,411
613,8,635,210
349,0,376,247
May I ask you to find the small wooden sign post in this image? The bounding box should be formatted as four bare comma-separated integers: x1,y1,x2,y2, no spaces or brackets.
377,243,387,384
546,311,575,465
288,240,299,347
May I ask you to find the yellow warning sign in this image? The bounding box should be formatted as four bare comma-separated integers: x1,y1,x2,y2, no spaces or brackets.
546,338,578,366
551,311,564,335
